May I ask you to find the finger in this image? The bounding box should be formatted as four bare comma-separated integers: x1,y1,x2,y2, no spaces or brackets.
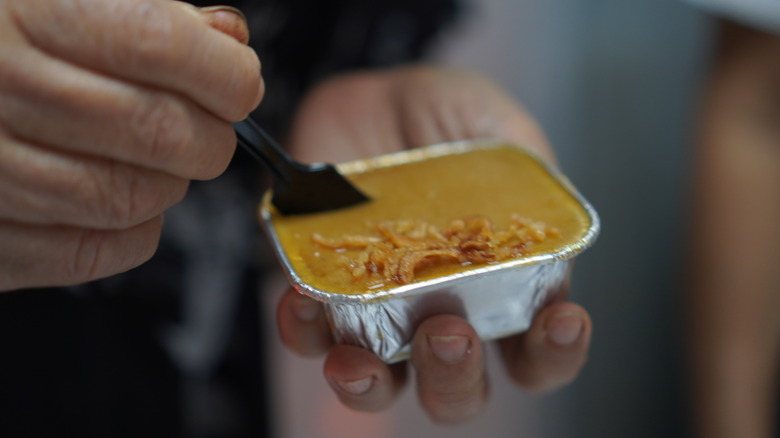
323,344,408,412
276,288,333,356
498,301,591,394
0,216,163,291
0,49,235,180
390,67,555,162
198,5,250,45
9,0,262,121
411,314,489,425
0,137,188,228
286,72,407,162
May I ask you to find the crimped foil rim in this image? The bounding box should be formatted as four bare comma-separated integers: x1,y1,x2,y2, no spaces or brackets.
260,138,600,305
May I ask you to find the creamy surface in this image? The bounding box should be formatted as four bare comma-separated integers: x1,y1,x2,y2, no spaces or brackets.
267,145,592,294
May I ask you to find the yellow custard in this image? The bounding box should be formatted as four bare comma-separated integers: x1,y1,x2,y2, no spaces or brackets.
266,145,592,294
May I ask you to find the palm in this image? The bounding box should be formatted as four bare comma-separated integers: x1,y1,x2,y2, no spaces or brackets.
286,67,553,164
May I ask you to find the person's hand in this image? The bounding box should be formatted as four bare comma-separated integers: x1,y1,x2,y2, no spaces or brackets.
276,66,592,424
0,1,262,290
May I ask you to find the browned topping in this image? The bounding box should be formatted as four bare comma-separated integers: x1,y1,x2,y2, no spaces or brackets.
311,214,561,285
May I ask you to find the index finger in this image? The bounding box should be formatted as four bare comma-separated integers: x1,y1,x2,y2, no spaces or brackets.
10,0,262,121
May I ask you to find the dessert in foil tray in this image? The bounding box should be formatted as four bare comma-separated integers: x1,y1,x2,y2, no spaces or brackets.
261,140,600,362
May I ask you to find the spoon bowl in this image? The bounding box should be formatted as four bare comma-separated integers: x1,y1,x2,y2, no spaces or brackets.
233,118,370,215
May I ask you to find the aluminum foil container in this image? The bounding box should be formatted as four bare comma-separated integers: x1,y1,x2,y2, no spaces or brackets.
260,140,600,363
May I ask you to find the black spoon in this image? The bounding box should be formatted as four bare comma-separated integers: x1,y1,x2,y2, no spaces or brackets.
233,118,370,215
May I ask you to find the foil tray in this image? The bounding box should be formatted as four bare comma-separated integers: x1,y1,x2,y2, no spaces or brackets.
260,139,600,363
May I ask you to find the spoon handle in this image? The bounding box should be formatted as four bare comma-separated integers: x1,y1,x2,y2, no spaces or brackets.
233,118,300,183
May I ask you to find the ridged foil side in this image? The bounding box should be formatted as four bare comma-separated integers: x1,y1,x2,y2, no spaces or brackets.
324,260,569,363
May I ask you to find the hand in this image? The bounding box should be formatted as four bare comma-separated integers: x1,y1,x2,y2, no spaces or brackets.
0,1,262,290
276,66,592,424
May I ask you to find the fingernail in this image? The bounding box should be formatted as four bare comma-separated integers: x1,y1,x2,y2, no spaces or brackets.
199,5,247,22
428,335,470,364
546,311,584,346
333,376,374,396
291,294,320,323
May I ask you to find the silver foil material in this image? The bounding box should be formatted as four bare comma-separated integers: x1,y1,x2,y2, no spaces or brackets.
260,140,600,363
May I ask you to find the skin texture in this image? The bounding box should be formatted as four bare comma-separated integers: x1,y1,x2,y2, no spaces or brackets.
687,21,780,438
277,66,592,424
0,0,263,290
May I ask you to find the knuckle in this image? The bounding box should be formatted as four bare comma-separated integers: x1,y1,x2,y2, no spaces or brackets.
113,167,185,228
509,357,585,394
117,0,175,68
79,161,181,229
66,229,103,284
232,54,263,118
65,221,161,285
183,121,236,181
433,374,487,401
105,172,138,229
55,164,119,229
130,94,193,174
421,371,488,422
425,386,487,424
83,164,136,229
213,51,262,121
